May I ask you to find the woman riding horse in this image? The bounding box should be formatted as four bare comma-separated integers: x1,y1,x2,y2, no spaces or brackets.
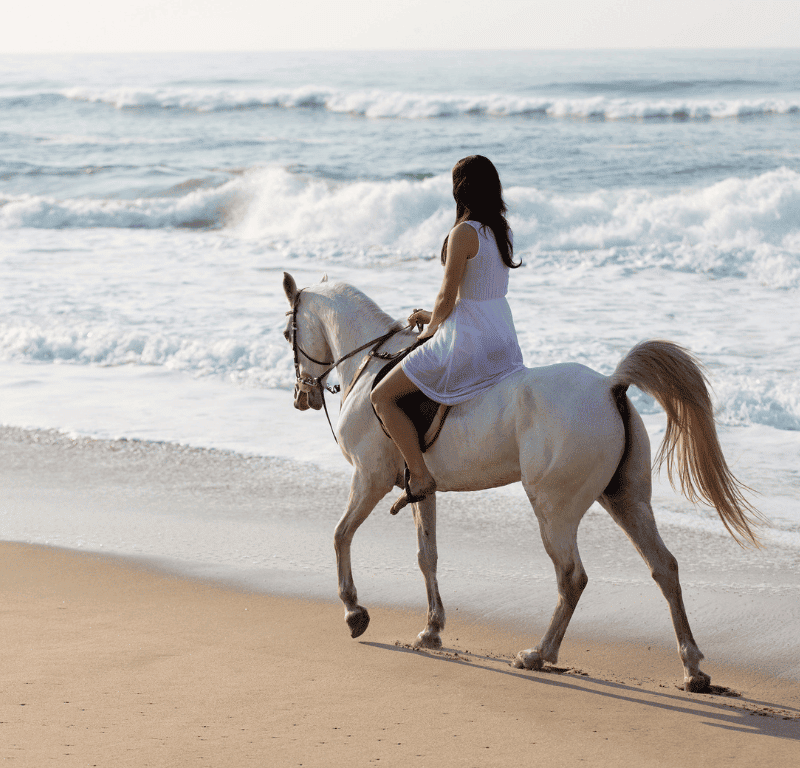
372,155,526,512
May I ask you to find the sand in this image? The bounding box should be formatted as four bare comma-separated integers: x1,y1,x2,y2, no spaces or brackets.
3,551,800,767
2,426,799,765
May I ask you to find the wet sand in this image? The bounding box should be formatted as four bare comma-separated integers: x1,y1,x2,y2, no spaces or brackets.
2,427,799,764
2,542,799,767
2,425,799,680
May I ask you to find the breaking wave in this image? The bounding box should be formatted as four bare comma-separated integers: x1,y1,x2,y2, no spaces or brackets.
3,166,800,288
237,166,800,289
0,181,242,230
52,86,800,120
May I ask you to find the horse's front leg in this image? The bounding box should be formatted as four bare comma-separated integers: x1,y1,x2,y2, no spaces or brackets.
412,494,445,649
334,469,394,638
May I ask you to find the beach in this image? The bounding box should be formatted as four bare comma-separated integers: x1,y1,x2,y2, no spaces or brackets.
2,427,799,766
2,48,800,764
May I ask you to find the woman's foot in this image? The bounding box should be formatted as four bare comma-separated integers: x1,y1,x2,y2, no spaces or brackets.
390,468,436,514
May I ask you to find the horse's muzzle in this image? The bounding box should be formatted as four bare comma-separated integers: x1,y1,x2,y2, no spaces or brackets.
293,381,323,411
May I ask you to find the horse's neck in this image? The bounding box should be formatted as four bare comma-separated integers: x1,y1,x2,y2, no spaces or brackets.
326,311,397,392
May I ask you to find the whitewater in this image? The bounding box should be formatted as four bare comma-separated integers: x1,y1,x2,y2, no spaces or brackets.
1,51,799,618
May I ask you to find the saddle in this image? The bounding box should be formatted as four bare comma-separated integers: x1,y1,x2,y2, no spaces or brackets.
354,343,450,453
369,347,451,452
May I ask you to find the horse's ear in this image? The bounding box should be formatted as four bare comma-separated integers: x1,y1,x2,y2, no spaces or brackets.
283,272,298,305
320,274,328,283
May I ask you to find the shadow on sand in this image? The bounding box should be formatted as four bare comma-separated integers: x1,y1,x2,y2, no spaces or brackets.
362,640,800,741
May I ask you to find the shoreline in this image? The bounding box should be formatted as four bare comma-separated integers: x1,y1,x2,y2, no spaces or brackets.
3,541,798,767
2,423,800,683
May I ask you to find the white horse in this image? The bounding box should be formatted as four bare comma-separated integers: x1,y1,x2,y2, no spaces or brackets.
282,272,761,692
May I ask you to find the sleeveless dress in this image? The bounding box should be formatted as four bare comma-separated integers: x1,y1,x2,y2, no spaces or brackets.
402,220,525,405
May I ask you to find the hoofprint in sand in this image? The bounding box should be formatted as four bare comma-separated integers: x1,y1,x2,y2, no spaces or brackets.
2,421,798,690
2,541,799,768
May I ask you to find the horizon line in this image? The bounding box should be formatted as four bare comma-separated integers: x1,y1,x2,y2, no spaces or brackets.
4,45,800,56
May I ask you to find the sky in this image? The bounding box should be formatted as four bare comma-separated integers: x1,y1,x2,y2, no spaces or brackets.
2,0,800,53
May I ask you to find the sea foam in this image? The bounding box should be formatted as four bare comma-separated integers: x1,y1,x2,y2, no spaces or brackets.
0,182,242,230
57,86,800,121
4,166,800,288
237,166,800,288
0,320,294,390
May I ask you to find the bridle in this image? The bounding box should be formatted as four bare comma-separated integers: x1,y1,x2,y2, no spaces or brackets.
288,288,338,397
287,288,415,443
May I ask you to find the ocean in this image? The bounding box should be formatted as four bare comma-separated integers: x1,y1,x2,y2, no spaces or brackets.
2,50,800,611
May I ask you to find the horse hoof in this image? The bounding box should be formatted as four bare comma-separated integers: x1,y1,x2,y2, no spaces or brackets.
413,631,442,650
684,671,712,693
512,650,544,671
346,607,370,639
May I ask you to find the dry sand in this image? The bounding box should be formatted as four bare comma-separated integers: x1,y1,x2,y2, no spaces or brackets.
2,426,799,764
2,541,799,767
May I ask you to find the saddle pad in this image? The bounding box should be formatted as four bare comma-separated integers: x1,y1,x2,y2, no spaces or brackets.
371,352,450,453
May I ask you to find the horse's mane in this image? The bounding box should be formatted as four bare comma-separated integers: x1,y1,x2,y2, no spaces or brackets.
314,281,401,332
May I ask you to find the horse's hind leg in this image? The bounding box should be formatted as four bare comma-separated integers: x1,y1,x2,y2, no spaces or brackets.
599,491,710,691
335,469,394,638
513,500,588,671
412,494,445,649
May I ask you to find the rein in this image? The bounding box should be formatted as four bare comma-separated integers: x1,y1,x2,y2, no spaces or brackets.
288,289,415,443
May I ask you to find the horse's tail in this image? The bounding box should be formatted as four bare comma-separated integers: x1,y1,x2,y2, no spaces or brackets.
609,340,764,548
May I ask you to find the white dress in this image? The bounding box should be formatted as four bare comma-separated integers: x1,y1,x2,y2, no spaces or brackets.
402,220,525,405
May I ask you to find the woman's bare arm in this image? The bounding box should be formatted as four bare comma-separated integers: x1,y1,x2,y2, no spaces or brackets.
418,222,478,339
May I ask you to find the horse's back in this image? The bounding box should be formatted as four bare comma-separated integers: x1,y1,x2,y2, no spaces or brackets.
427,363,626,495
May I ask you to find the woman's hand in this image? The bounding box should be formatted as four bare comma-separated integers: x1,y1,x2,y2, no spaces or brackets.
408,309,432,329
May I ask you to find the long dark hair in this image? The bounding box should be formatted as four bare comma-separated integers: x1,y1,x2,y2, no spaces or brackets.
440,155,519,268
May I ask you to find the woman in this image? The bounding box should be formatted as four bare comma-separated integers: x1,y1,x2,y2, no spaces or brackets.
371,155,525,513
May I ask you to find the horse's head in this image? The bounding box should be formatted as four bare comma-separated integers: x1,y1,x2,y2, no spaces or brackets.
283,272,332,412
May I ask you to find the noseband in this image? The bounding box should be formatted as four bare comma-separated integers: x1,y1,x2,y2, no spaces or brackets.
287,288,411,443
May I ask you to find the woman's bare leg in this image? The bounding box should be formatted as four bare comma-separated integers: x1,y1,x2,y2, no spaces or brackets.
370,366,436,499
